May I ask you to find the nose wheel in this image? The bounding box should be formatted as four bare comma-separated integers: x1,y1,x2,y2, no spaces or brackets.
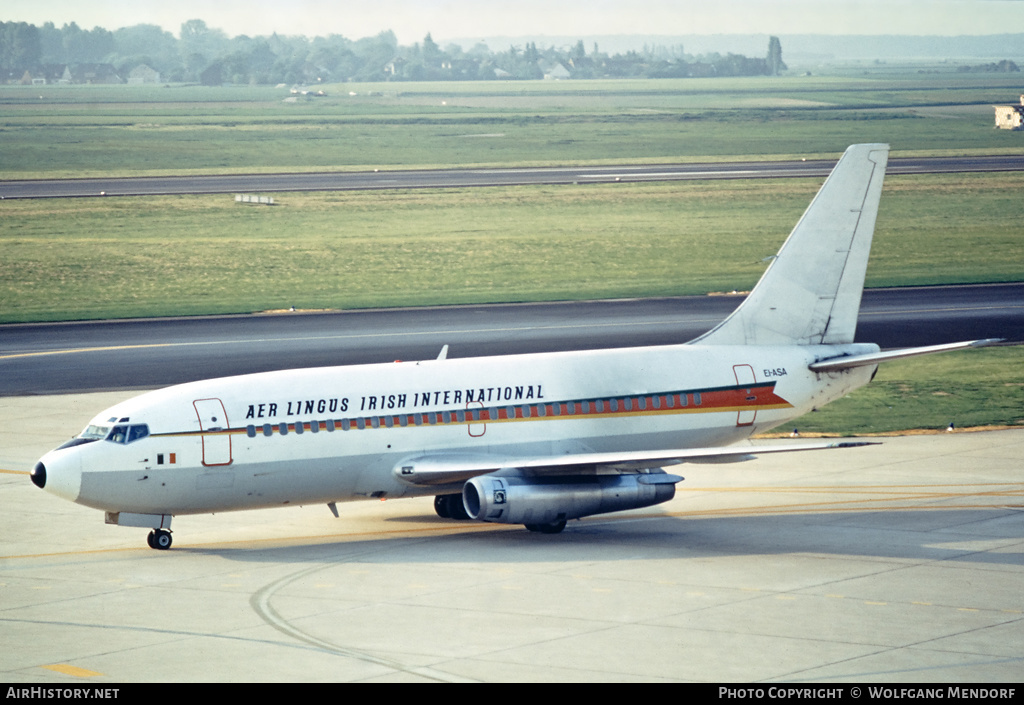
147,529,173,550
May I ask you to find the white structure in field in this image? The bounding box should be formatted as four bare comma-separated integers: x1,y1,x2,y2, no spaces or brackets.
994,95,1024,130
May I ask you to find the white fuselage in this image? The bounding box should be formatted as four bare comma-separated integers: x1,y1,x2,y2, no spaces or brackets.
39,342,878,516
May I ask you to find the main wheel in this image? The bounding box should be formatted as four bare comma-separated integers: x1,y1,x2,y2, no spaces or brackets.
447,494,470,521
151,529,173,550
434,495,451,519
435,494,469,520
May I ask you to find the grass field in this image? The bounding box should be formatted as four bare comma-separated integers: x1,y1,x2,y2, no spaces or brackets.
2,73,1023,177
2,172,1022,323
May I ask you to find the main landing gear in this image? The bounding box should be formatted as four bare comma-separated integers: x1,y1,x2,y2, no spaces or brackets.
147,529,173,550
434,493,469,521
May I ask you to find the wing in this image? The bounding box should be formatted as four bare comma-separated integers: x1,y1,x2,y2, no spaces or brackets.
393,440,877,486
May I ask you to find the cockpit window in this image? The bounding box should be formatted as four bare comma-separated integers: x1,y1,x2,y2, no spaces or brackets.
127,424,149,443
81,425,110,440
88,423,150,444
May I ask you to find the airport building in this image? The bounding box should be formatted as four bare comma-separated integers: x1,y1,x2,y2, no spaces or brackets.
994,95,1024,130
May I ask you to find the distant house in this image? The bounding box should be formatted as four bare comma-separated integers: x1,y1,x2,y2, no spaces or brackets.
19,70,46,85
541,61,571,80
448,59,479,79
128,65,161,85
384,57,408,76
994,96,1024,130
62,64,121,84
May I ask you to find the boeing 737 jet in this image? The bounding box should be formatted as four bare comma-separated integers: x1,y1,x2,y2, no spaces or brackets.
30,144,999,549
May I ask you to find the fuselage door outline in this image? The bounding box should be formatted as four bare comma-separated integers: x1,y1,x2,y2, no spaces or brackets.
467,401,486,437
193,398,233,466
733,365,757,427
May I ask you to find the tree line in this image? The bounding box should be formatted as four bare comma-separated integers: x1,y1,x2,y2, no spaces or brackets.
1,19,786,85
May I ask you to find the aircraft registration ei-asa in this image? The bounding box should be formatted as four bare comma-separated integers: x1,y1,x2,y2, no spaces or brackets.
31,144,1001,549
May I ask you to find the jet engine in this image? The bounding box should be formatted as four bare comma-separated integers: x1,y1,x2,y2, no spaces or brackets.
462,473,681,532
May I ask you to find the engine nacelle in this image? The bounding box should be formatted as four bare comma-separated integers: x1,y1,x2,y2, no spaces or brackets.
462,473,681,526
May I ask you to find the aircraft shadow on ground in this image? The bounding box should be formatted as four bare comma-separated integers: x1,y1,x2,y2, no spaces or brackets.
186,507,1024,567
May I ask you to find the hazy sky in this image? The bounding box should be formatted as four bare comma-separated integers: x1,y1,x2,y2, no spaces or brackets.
4,0,1023,43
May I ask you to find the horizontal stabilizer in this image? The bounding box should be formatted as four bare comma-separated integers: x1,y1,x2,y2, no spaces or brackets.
394,441,879,486
809,338,1003,372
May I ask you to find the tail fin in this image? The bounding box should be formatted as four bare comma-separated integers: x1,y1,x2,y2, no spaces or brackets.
692,144,889,346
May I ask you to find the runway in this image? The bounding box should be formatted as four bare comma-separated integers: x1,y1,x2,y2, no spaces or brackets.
2,154,1023,199
1,393,1022,682
2,284,1021,396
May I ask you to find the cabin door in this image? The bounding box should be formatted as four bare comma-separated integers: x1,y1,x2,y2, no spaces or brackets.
193,398,233,466
733,365,757,427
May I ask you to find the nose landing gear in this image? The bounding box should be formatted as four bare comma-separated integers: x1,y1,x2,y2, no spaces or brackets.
147,529,173,550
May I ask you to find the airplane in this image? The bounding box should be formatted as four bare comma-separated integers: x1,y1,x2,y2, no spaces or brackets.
30,143,1000,549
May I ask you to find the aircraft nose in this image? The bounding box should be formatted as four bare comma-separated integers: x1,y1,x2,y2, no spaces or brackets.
34,451,82,503
30,462,46,488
